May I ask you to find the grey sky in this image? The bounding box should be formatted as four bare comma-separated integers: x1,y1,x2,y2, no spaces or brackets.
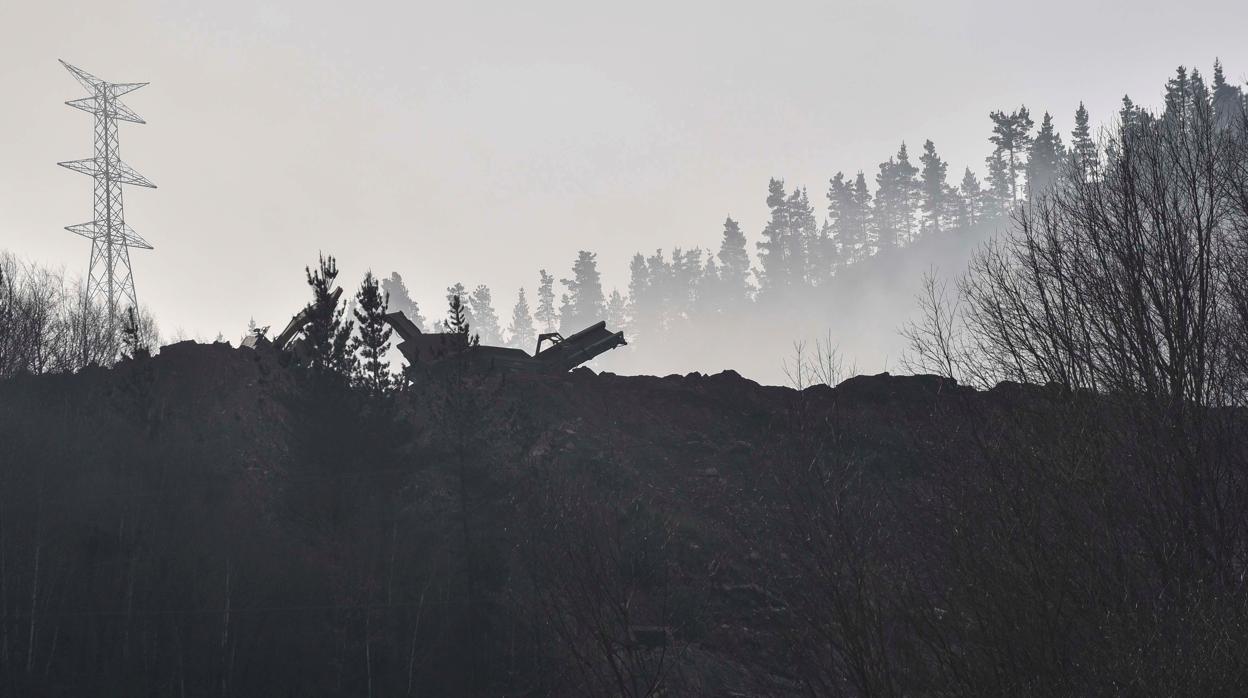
2,0,1246,345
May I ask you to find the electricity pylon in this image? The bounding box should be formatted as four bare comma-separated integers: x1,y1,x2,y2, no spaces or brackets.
58,59,156,332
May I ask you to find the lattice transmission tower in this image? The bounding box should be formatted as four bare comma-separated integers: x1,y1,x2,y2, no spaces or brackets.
57,59,156,331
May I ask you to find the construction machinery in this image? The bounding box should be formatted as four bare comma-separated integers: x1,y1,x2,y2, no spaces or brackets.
240,287,343,356
383,311,626,374
243,299,626,374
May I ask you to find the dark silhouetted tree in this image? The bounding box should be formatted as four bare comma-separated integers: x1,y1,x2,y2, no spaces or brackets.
988,106,1034,204
304,253,355,377
984,150,1012,218
446,282,472,330
559,251,606,333
1070,102,1097,179
874,143,918,249
919,139,949,234
444,291,478,346
351,271,392,396
1026,112,1065,198
956,167,983,229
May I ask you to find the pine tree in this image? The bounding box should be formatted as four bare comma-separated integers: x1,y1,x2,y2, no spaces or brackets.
670,247,704,316
893,143,920,243
756,178,795,298
626,253,652,337
1190,68,1211,123
559,251,606,333
303,253,355,377
695,257,721,315
1114,94,1152,154
381,272,426,331
1026,112,1065,199
984,150,1012,218
605,289,628,333
988,106,1034,204
534,270,558,333
1212,58,1245,129
787,188,817,286
1163,66,1191,126
919,139,949,235
847,172,872,262
507,287,536,351
1070,102,1097,179
445,282,473,330
646,250,674,331
444,291,477,346
468,284,501,345
824,173,855,272
351,271,393,396
716,217,752,305
957,168,983,229
873,156,899,251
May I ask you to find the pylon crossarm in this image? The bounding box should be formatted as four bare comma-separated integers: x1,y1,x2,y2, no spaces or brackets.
120,225,153,250
58,59,104,91
58,158,99,177
115,162,156,188
65,222,99,240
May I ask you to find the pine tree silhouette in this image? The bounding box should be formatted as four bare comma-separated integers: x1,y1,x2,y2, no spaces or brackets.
787,188,817,286
444,292,478,346
988,106,1034,204
605,289,628,333
559,251,606,333
957,167,983,229
303,253,355,377
1070,102,1097,179
381,272,426,331
507,287,536,351
984,150,1012,218
534,270,558,333
716,217,752,306
1026,112,1065,199
351,270,393,396
919,139,949,235
446,282,473,331
1212,59,1245,129
756,178,793,299
468,285,501,346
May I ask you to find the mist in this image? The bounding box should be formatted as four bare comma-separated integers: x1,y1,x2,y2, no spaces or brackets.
2,1,1246,384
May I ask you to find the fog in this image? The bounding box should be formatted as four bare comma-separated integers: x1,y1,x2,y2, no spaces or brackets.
1,0,1245,383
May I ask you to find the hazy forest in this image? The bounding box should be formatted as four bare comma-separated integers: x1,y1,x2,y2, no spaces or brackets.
3,57,1248,695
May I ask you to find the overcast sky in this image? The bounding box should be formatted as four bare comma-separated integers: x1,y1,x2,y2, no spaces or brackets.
2,0,1246,342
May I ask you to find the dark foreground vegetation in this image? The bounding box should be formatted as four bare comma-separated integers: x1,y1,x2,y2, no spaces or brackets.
1,346,1247,696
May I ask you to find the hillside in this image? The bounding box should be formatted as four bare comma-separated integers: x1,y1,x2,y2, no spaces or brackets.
0,342,1245,696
